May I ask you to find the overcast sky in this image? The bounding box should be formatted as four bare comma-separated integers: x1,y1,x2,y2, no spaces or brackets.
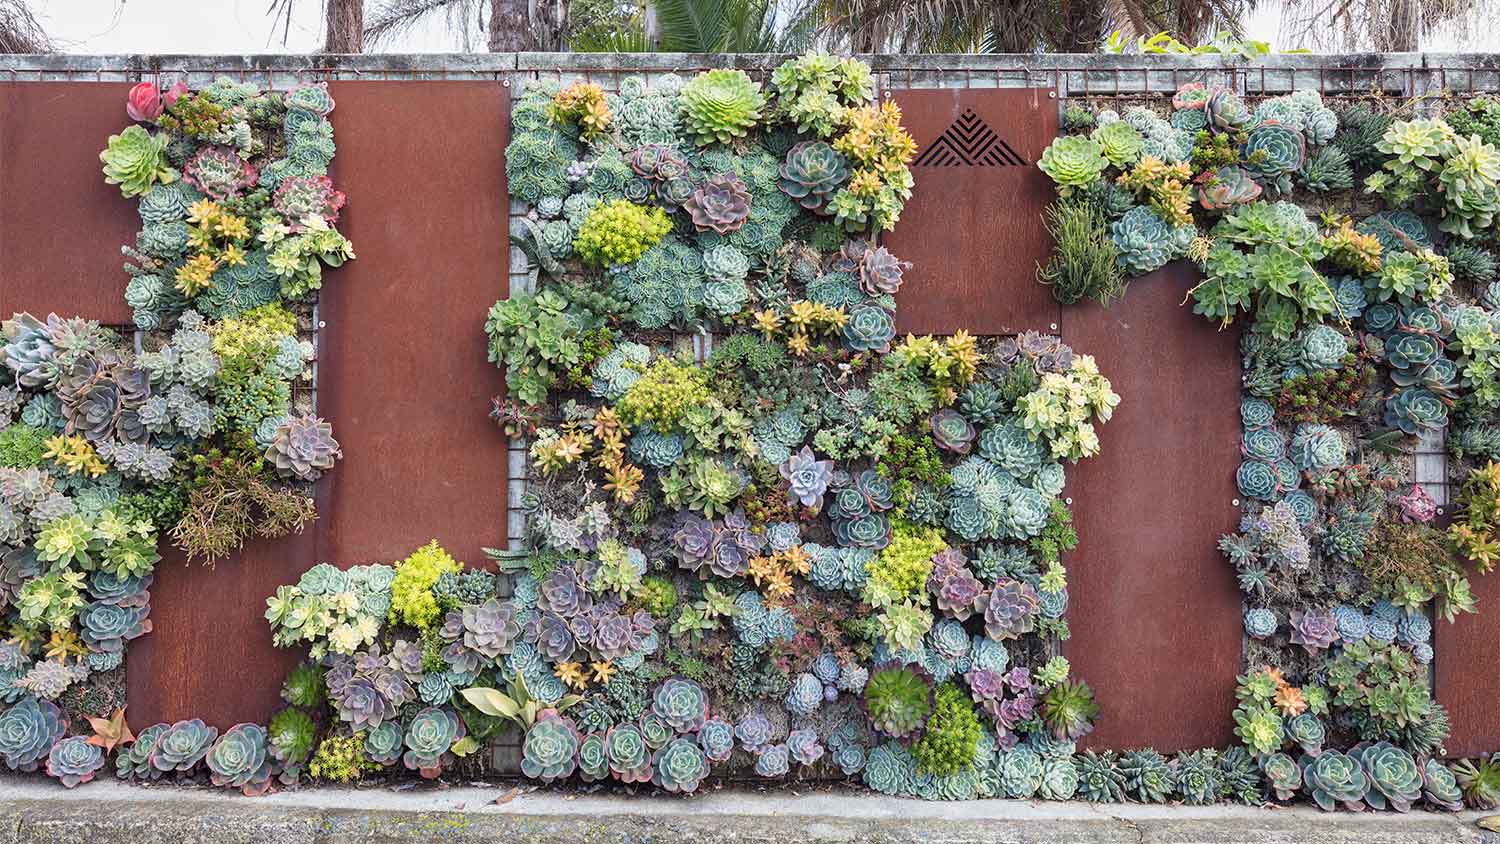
25,0,1495,54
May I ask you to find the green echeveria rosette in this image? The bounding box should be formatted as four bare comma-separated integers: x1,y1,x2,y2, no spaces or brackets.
1384,386,1449,434
1262,752,1303,801
1300,750,1370,811
1090,121,1143,169
605,723,654,783
680,69,766,146
45,736,104,788
576,732,609,782
842,304,897,353
652,678,710,733
652,737,710,793
779,141,850,212
520,712,580,783
101,125,177,198
1352,741,1423,812
1243,123,1306,186
364,721,404,766
206,723,273,795
1111,206,1193,276
150,719,218,773
862,663,933,738
115,723,167,781
403,707,464,778
1038,135,1109,190
1422,758,1464,811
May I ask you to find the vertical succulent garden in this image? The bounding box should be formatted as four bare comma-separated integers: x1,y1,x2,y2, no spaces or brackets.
1037,83,1500,810
248,53,1120,799
0,77,349,791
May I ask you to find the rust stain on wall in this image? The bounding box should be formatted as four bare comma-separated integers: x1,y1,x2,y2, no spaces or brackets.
0,83,137,322
884,87,1060,336
1059,262,1245,751
315,81,510,566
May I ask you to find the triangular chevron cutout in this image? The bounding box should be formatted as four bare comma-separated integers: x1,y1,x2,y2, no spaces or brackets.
912,107,1028,167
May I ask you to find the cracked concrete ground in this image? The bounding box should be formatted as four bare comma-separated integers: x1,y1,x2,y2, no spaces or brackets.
2,778,1499,844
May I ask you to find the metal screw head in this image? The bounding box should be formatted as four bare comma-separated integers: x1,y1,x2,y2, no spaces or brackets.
1050,323,1058,331
1232,499,1241,507
317,320,327,329
502,79,511,88
1048,91,1056,99
1064,497,1073,506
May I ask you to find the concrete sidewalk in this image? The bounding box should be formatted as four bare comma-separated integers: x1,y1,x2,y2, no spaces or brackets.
1,777,1497,844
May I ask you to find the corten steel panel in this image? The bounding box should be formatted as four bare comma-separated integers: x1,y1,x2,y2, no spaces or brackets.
1059,262,1244,751
1437,576,1500,755
315,81,509,566
127,529,320,728
0,83,136,322
884,87,1060,336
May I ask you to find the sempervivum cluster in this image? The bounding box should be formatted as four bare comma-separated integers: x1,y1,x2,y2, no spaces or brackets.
265,412,342,481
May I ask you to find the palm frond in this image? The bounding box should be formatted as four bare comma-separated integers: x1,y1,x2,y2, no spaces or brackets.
364,0,485,49
0,0,51,53
570,26,651,50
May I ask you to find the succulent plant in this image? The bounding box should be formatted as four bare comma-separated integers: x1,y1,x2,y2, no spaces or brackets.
44,736,104,788
182,145,258,200
1076,750,1126,802
1111,206,1193,275
403,706,463,779
1038,136,1109,189
785,672,825,717
1090,121,1143,168
1206,87,1253,134
1301,750,1370,811
265,413,342,481
1286,711,1326,756
1352,741,1423,812
1384,386,1449,434
929,409,977,454
1119,748,1176,803
652,737,710,793
1040,680,1099,741
1289,423,1345,471
652,678,710,733
1421,758,1463,811
685,172,752,234
364,721,404,766
1262,752,1303,800
206,723,274,795
862,663,933,738
983,578,1040,641
755,743,791,777
1244,123,1306,193
605,723,653,783
1173,749,1222,805
779,141,849,212
1288,608,1339,653
151,719,218,773
441,598,521,660
697,718,735,763
780,445,834,510
101,125,176,197
734,712,773,753
841,304,896,353
680,69,765,145
998,746,1045,798
1198,165,1263,210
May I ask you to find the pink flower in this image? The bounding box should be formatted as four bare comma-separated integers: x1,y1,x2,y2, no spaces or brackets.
125,82,162,122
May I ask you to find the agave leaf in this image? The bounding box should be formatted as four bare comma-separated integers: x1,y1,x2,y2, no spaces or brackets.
460,687,521,719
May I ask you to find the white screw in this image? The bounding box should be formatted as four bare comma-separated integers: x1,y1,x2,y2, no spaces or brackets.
1050,323,1058,331
503,79,511,88
1232,499,1241,506
318,320,327,329
1048,92,1056,99
1064,497,1073,505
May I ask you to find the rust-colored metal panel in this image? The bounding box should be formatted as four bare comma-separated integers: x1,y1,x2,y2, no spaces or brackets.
0,83,136,322
1436,575,1500,755
315,81,509,566
884,87,1060,336
1059,262,1244,751
127,529,318,728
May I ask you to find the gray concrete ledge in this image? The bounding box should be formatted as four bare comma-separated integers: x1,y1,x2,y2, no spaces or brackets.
1,778,1498,844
